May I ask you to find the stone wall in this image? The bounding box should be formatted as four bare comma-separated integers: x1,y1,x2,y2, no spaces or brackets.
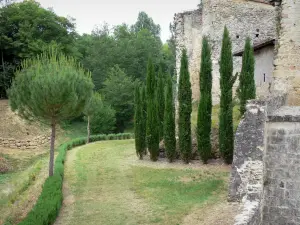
174,0,277,104
0,136,50,149
229,93,286,225
273,0,300,105
262,107,300,224
174,9,202,102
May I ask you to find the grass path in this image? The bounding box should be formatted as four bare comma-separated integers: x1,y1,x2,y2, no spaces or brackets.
55,140,238,225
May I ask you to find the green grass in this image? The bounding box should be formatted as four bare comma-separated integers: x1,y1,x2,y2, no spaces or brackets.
56,140,229,225
0,155,49,224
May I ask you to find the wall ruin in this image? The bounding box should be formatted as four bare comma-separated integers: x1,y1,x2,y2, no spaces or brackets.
174,0,277,104
273,0,300,105
0,136,50,149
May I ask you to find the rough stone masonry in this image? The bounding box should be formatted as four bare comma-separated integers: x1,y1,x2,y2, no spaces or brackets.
174,0,277,104
228,0,300,223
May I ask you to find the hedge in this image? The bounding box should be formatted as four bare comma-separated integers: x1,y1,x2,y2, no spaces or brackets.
18,133,133,225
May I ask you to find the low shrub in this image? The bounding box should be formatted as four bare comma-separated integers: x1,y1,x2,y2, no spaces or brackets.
18,133,133,225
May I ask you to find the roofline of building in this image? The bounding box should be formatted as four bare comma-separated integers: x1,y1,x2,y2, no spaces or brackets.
233,39,276,56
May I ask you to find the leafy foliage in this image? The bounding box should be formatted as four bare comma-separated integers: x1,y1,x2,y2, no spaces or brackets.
219,27,237,164
9,49,94,176
83,92,105,142
164,75,176,162
131,11,161,37
0,0,78,98
89,100,116,135
146,58,159,161
102,65,135,132
178,49,192,163
238,37,256,115
197,37,213,164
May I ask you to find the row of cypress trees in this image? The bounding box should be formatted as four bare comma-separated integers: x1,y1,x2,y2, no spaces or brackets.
135,58,176,162
135,26,255,164
197,27,256,164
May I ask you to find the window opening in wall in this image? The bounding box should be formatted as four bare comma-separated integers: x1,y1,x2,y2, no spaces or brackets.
256,33,259,38
264,73,266,83
256,28,260,32
236,35,240,39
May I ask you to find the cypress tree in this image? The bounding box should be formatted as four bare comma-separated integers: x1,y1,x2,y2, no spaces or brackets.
219,26,237,164
134,84,143,159
238,37,256,115
146,58,159,161
197,37,212,164
164,75,176,162
140,85,147,155
157,67,165,140
178,49,192,163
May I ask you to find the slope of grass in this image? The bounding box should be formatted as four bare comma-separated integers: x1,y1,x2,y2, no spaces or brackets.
55,140,231,225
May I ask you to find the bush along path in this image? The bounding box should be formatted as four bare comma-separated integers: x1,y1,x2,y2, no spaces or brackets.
17,133,133,225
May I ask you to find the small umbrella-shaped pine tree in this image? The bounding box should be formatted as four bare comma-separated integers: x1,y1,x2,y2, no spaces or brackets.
9,49,94,176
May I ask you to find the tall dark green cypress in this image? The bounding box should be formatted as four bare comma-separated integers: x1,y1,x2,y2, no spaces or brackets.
178,49,192,163
140,85,147,155
134,84,143,159
219,26,237,164
146,58,159,161
197,37,212,164
164,75,176,162
157,67,165,140
238,37,256,115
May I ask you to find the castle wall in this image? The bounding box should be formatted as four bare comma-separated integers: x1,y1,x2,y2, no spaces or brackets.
262,107,300,224
273,0,300,105
174,0,277,104
174,9,202,102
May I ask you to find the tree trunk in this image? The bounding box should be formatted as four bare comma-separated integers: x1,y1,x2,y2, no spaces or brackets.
87,115,90,144
49,119,56,177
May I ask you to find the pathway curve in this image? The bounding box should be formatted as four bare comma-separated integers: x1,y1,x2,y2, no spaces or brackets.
55,140,238,225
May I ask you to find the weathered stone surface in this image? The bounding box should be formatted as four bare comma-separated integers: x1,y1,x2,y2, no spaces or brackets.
262,121,300,224
0,135,49,149
273,0,300,105
174,0,277,104
229,93,287,225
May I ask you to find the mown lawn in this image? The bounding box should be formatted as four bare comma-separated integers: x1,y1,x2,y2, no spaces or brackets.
55,140,233,225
